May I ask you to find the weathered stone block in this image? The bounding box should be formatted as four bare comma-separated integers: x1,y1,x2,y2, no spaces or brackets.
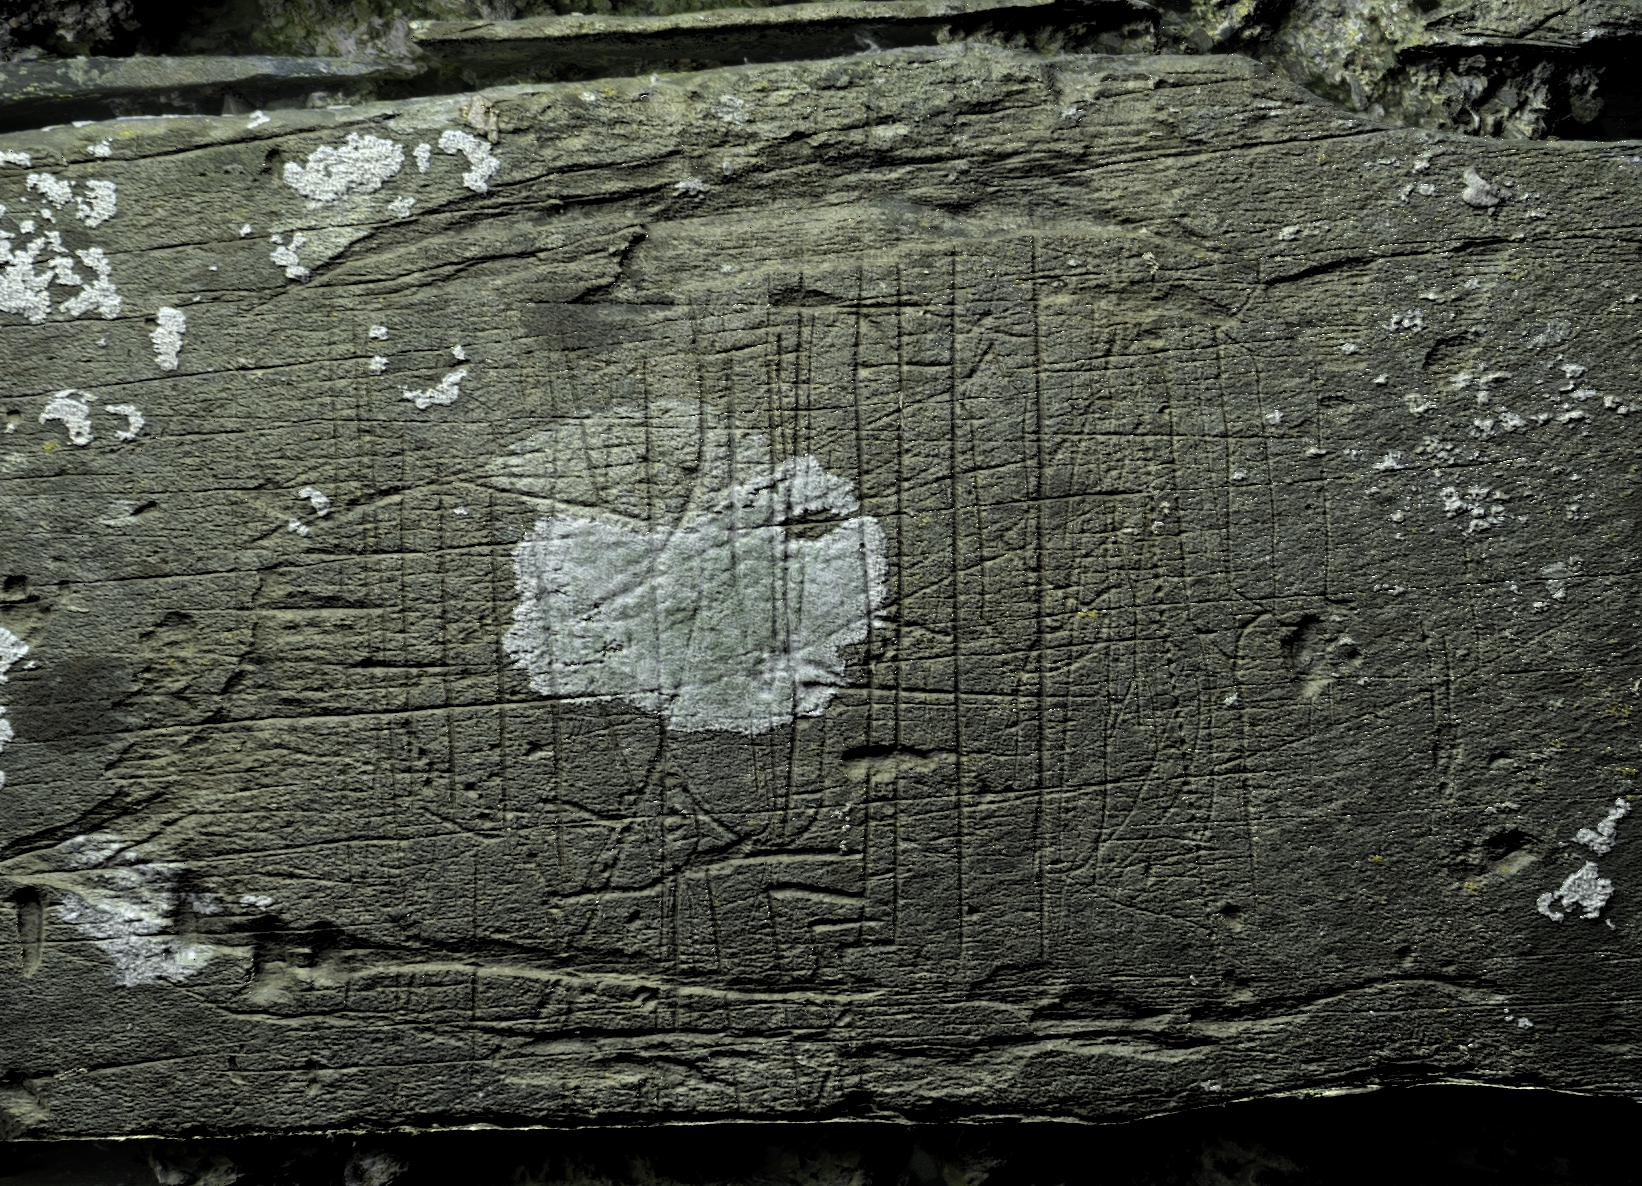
0,40,1638,1138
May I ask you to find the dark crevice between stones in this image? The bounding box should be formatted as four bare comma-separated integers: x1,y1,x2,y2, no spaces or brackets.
4,1090,1642,1182
0,0,1159,134
1,0,1639,138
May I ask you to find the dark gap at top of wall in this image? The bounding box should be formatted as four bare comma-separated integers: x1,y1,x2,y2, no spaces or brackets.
0,0,1640,139
3,1086,1641,1186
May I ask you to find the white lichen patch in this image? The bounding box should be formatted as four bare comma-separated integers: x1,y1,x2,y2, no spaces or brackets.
74,179,116,228
401,368,465,409
150,306,185,370
0,151,32,167
87,138,112,158
0,628,25,681
25,172,71,207
1439,485,1508,533
438,130,500,193
297,486,331,516
1,229,119,324
414,142,432,172
494,403,887,736
0,625,27,792
41,391,93,445
388,195,416,219
50,833,219,987
59,247,120,319
288,518,310,536
369,355,388,373
1541,559,1577,600
247,110,271,129
0,233,58,323
105,403,144,440
1537,861,1614,921
270,232,308,280
712,95,750,124
369,324,389,340
1575,798,1632,855
1277,221,1329,241
283,132,404,202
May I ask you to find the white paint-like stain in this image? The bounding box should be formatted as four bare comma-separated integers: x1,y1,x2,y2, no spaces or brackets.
451,344,467,361
369,324,389,340
414,143,432,172
0,626,27,792
1461,167,1506,209
369,355,389,373
297,487,331,516
98,499,146,527
438,130,500,193
150,306,186,370
239,223,253,237
269,231,309,280
41,391,93,445
496,403,887,736
87,139,112,158
402,368,465,409
1575,797,1632,855
52,833,219,987
1538,861,1614,921
283,132,404,201
388,195,416,218
105,403,144,440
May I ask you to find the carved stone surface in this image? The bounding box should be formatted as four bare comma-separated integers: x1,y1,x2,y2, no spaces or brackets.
0,41,1638,1138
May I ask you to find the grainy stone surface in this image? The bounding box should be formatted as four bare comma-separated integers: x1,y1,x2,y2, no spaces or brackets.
0,39,1639,1139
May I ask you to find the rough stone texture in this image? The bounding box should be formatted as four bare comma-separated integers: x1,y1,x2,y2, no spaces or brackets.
0,0,139,60
1245,0,1642,140
0,38,1640,1140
